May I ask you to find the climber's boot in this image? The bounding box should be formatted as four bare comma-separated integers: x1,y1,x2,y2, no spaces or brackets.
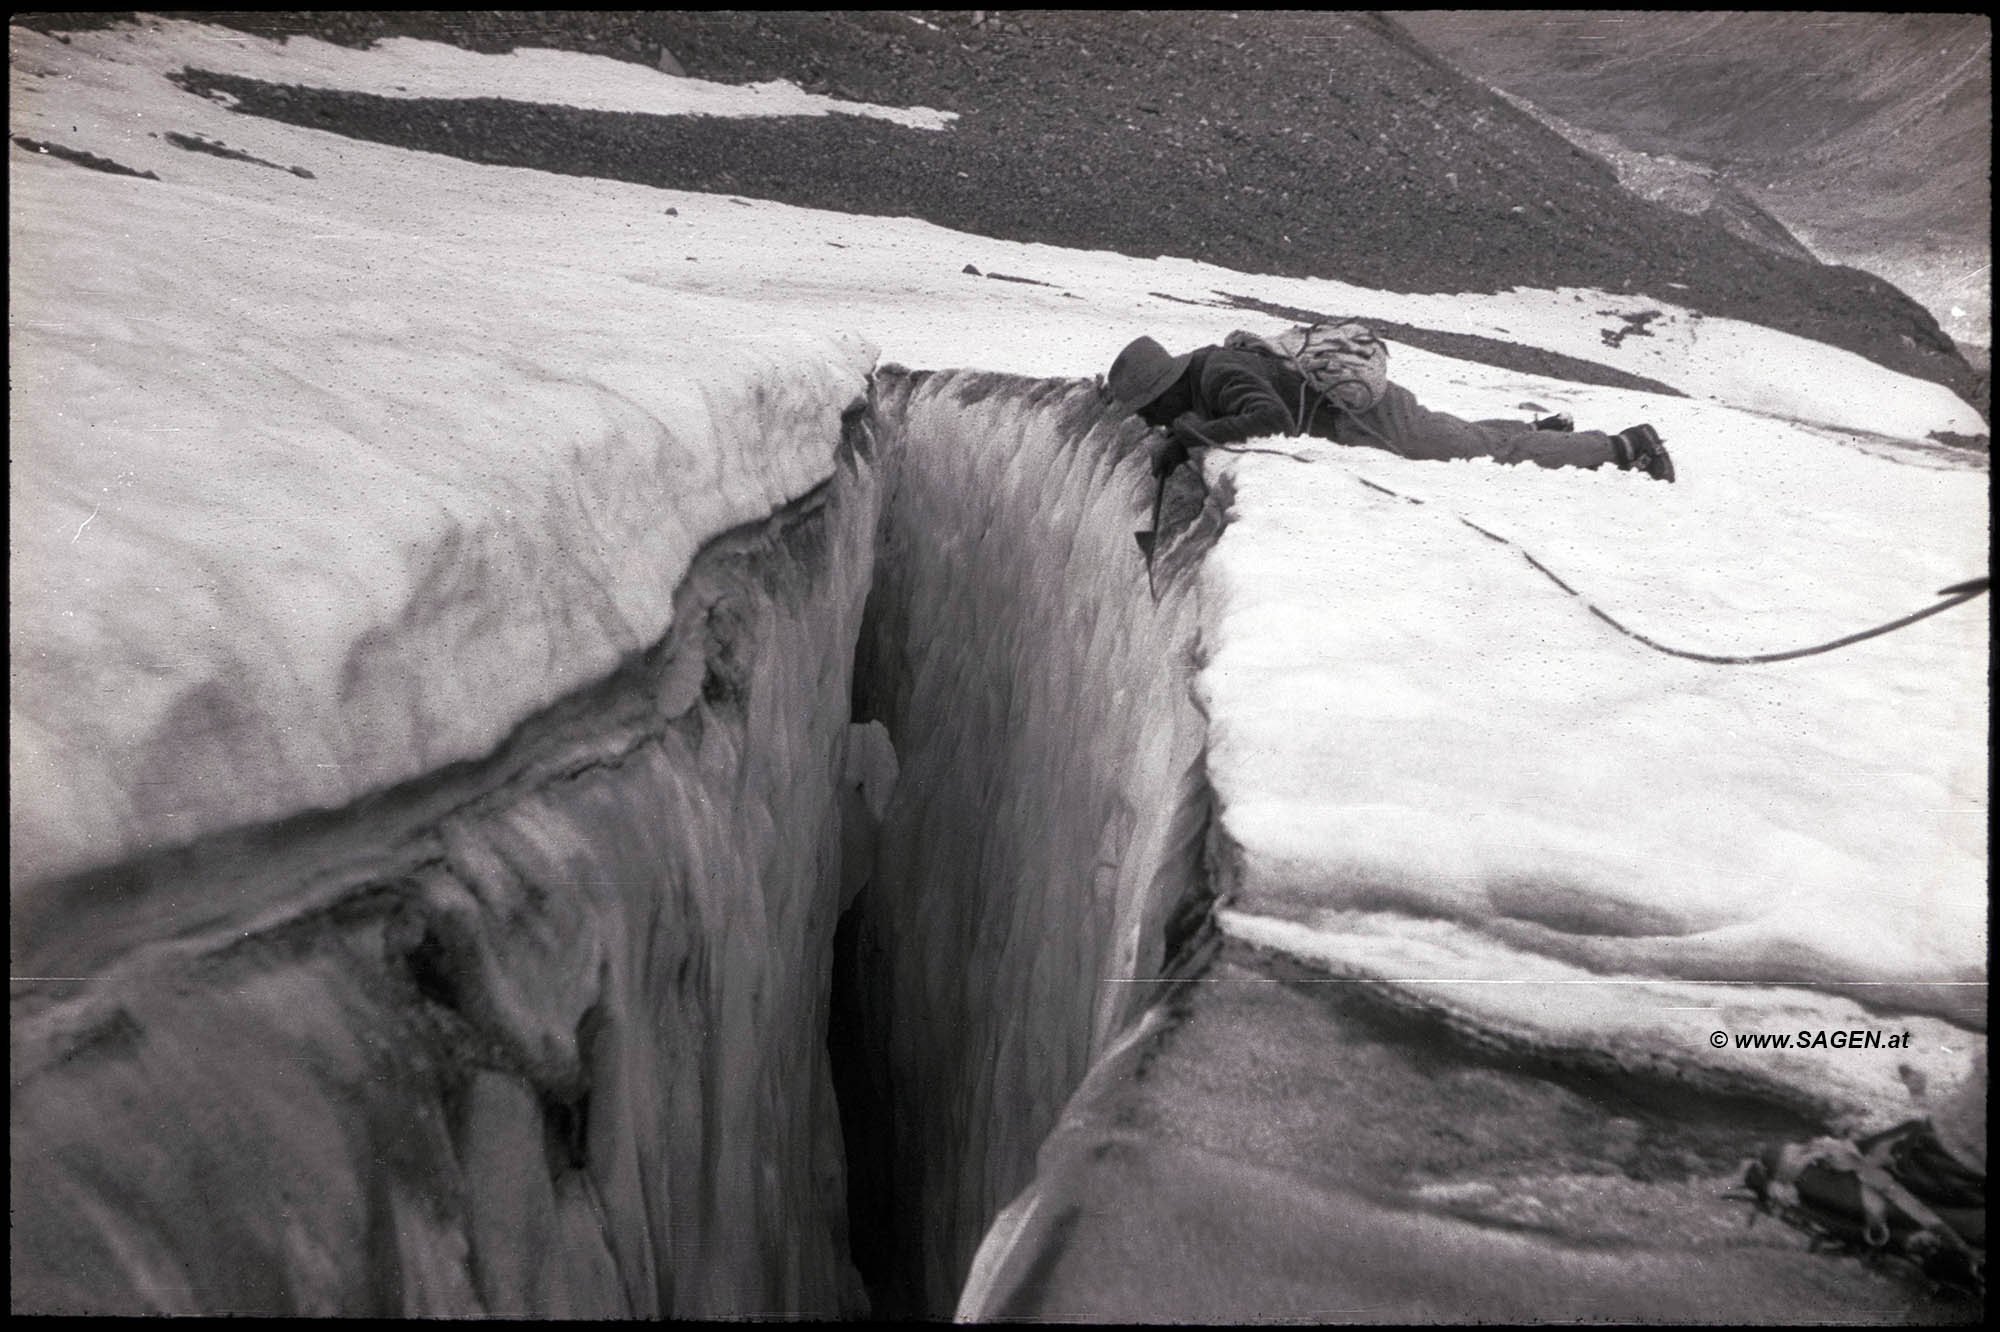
1612,424,1675,482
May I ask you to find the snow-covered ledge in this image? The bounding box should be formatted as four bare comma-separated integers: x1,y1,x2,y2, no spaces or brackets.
8,159,871,891
1193,432,1986,1129
11,140,883,1317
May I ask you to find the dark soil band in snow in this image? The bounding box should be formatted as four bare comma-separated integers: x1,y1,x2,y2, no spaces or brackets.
1208,291,1687,397
11,134,158,180
125,8,1981,419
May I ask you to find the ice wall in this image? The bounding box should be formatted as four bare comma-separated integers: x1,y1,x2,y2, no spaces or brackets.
11,433,878,1317
9,156,872,893
844,369,1217,1311
11,124,903,1313
9,139,888,1310
12,23,908,1313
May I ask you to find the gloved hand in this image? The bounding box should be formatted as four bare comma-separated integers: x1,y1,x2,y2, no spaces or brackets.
1169,411,1215,452
1149,429,1190,479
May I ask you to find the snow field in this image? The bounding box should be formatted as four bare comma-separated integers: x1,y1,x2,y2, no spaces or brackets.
9,21,1981,438
10,17,957,126
1198,428,1985,1124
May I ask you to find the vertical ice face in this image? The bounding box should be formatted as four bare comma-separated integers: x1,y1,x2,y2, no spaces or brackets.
10,361,1223,1319
842,369,1218,1311
10,91,896,1313
11,405,883,1318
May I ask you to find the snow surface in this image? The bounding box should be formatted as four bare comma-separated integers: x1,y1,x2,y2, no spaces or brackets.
1198,422,1987,1123
10,23,877,886
16,17,957,127
10,17,1988,1128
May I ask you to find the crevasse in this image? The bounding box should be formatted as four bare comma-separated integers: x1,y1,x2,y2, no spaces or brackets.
841,368,1217,1313
9,362,1219,1320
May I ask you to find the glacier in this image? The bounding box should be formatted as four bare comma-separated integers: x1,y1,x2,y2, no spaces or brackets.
846,368,1215,1309
9,159,872,888
13,448,878,1315
10,18,1989,1322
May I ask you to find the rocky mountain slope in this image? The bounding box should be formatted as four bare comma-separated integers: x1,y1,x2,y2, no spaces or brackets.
25,9,1986,422
1391,11,1992,361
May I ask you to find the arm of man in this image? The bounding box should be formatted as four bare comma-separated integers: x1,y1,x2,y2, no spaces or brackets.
1173,349,1297,447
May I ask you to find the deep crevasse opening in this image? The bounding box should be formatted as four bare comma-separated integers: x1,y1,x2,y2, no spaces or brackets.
9,356,1220,1320
836,367,1219,1314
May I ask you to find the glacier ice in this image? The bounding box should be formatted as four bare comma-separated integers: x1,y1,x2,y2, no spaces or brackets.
844,368,1217,1308
12,430,881,1317
10,14,1988,1323
9,152,872,893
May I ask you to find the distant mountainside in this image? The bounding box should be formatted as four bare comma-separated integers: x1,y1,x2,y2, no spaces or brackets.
1388,11,1992,360
22,10,1986,418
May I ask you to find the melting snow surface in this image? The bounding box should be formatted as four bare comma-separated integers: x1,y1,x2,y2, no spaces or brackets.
10,23,879,885
1199,434,1985,1122
9,21,1988,1115
40,17,959,127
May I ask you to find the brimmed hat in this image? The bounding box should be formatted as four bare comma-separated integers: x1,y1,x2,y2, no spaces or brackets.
1105,335,1192,411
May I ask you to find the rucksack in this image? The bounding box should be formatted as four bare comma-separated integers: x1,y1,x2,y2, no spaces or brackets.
1225,321,1389,413
1741,1118,1985,1296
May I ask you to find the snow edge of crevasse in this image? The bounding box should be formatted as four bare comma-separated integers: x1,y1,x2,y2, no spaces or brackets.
9,359,1230,1320
10,413,881,1317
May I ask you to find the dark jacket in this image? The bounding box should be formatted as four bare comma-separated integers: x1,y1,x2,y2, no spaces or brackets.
1148,345,1617,470
1141,346,1298,448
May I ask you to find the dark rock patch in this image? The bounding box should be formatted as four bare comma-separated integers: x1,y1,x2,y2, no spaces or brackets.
1598,308,1663,349
163,129,314,177
11,134,158,180
36,9,1967,417
1214,291,1687,398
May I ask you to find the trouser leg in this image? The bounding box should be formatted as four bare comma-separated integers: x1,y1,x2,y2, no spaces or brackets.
1341,387,1619,469
1476,424,1621,469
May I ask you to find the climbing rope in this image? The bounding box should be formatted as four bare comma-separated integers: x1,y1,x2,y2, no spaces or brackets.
1355,474,1989,665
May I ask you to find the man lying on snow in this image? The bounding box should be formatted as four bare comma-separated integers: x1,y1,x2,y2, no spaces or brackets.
1105,323,1676,484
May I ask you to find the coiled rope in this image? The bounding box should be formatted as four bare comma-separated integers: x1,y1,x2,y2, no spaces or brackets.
1353,475,1989,665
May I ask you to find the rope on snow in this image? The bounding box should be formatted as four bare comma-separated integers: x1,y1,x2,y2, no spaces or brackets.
1356,474,1988,666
